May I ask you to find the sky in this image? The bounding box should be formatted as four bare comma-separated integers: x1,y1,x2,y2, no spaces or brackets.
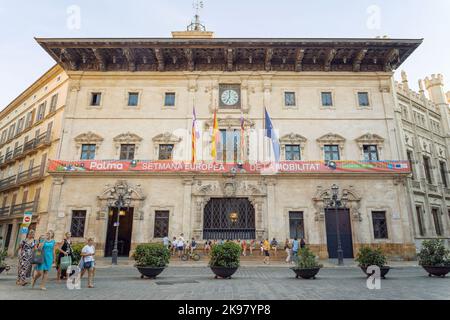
0,0,449,109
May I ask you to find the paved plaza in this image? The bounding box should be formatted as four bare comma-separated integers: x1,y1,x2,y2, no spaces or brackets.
0,263,449,300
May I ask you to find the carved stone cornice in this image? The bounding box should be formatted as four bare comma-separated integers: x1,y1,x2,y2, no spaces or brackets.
113,132,143,153
152,132,182,144
317,133,346,144
74,132,104,150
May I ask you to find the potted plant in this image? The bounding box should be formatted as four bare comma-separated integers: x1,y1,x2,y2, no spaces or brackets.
209,242,241,279
133,243,170,279
418,239,450,278
355,246,390,279
0,250,7,274
291,247,323,279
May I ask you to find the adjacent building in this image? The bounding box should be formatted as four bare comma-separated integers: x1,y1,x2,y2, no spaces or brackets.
0,65,68,255
395,72,450,249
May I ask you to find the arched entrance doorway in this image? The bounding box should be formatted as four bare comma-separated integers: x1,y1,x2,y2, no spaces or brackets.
203,198,255,240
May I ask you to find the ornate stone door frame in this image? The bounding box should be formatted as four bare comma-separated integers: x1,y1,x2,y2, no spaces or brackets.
312,185,362,258
96,180,146,255
191,175,267,240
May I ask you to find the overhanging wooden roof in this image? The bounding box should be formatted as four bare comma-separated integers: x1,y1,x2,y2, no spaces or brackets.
35,37,422,73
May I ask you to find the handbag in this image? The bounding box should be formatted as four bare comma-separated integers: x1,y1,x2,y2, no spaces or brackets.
31,248,44,265
60,255,72,270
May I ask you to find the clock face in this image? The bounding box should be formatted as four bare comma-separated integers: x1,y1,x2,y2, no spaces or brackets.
221,89,240,106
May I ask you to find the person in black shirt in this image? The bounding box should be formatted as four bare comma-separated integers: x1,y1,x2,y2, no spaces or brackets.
57,232,73,281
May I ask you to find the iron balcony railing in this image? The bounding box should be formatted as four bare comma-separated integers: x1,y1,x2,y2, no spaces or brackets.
0,206,10,216
0,165,44,192
0,131,51,166
10,201,38,216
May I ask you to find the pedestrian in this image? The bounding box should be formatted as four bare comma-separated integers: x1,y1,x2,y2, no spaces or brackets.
163,235,170,249
177,236,185,258
56,232,73,282
262,239,270,264
190,237,197,254
241,240,247,256
17,230,36,286
80,238,96,288
249,239,255,256
204,240,211,255
259,240,264,256
171,237,177,256
284,239,291,264
31,230,56,291
292,237,299,262
300,237,306,249
271,238,278,256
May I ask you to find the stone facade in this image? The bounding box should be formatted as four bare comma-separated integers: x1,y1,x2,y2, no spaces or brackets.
395,72,450,250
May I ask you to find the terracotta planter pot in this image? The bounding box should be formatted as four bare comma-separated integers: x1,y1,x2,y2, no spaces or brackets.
136,266,166,279
422,266,450,278
360,266,390,279
291,267,321,279
210,267,238,279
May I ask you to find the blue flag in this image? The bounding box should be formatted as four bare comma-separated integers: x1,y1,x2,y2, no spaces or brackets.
264,108,280,162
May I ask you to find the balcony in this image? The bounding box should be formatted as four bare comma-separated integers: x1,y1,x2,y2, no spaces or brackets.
0,201,38,219
0,131,51,168
0,165,45,192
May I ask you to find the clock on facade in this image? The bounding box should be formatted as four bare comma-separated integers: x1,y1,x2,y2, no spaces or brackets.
219,84,241,108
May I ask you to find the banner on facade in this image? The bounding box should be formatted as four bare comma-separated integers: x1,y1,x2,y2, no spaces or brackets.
48,160,411,174
22,211,33,226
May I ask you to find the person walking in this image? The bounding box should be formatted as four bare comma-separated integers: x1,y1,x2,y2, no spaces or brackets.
177,236,185,258
284,239,292,264
163,236,170,249
292,237,299,263
241,240,247,256
31,230,56,291
262,239,270,265
270,238,278,257
249,239,255,256
56,232,73,282
171,237,177,256
80,238,96,288
17,230,36,286
204,240,211,255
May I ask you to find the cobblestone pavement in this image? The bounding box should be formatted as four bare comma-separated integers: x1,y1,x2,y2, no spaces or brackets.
0,266,448,300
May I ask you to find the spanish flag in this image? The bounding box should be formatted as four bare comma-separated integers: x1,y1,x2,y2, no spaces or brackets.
211,110,219,159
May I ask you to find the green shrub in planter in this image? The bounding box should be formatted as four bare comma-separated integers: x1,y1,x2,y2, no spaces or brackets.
294,247,322,269
209,242,241,268
355,246,387,268
133,243,170,268
418,239,450,267
0,250,7,268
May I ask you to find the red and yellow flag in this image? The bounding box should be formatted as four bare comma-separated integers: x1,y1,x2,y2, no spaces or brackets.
211,110,219,159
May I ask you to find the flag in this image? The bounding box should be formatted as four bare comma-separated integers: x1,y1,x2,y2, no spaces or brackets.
264,108,280,162
211,110,219,159
191,107,200,163
240,111,245,162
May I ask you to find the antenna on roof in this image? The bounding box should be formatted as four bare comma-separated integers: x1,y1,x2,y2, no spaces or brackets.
187,0,206,31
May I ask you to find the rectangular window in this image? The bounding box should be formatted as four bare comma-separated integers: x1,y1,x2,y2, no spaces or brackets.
37,102,46,121
423,156,433,184
81,144,96,160
154,211,170,238
289,211,305,239
431,208,443,236
415,206,425,237
285,145,301,161
25,110,35,128
164,93,176,107
217,129,241,163
407,150,415,180
284,92,296,107
70,210,87,238
363,145,379,161
321,92,333,107
324,145,340,161
16,118,25,135
1,130,7,144
120,144,135,160
128,92,139,106
358,92,370,107
372,211,388,239
90,93,102,106
439,161,448,188
158,144,174,160
50,94,58,113
8,124,16,140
